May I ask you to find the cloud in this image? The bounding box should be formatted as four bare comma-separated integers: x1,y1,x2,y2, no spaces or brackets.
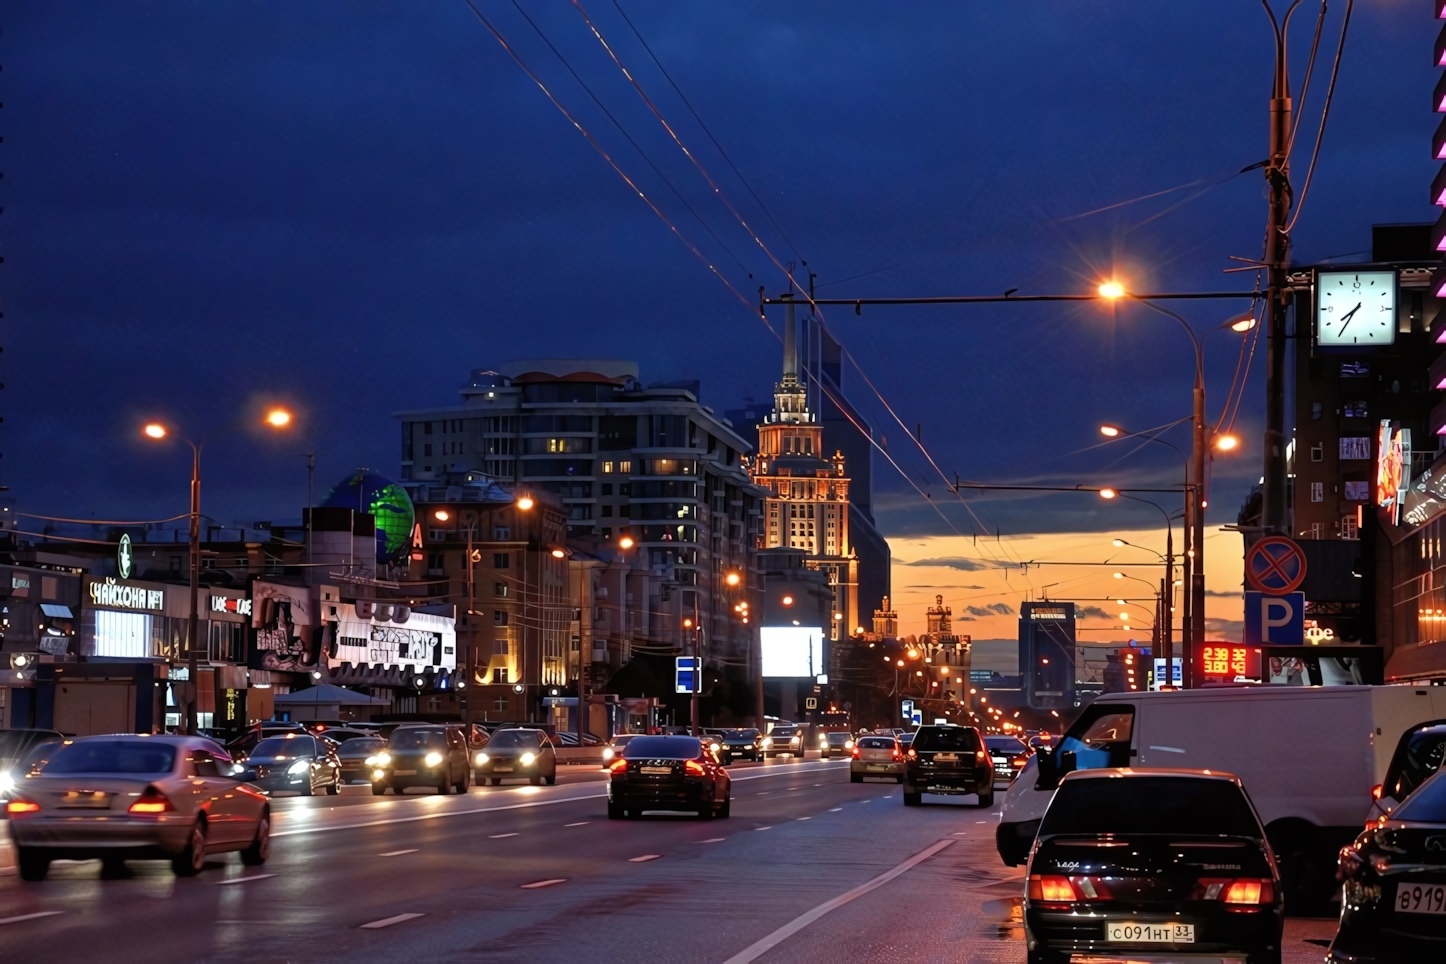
964,602,1015,617
1075,605,1112,619
955,615,977,621
902,557,992,571
1204,589,1243,598
1205,618,1244,640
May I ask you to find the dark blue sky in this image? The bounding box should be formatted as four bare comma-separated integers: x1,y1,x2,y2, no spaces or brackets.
4,2,1433,541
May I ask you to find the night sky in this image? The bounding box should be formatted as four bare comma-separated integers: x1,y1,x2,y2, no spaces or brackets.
3,1,1432,571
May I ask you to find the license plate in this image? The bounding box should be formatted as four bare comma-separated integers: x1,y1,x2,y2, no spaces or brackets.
59,790,111,809
641,766,673,775
936,752,958,762
1106,922,1194,943
394,769,417,776
494,766,513,773
1397,884,1446,915
867,764,889,771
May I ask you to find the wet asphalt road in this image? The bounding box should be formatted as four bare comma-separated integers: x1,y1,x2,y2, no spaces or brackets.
0,755,1338,963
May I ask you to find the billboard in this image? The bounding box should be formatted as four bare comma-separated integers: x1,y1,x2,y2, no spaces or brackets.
761,626,824,678
251,582,317,673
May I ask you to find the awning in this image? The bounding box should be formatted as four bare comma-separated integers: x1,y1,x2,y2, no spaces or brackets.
40,604,74,619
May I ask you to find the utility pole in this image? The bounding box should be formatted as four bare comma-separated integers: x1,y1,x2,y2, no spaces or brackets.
187,444,201,735
1260,10,1294,534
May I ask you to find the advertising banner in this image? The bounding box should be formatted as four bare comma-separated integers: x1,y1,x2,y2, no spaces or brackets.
250,582,318,673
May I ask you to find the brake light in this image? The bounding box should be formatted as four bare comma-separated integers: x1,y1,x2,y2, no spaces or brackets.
5,799,39,814
975,749,989,765
852,746,860,759
608,759,629,773
1028,875,1078,902
684,759,706,776
1197,877,1273,904
128,787,175,814
907,748,916,760
1371,784,1384,801
1012,755,1028,768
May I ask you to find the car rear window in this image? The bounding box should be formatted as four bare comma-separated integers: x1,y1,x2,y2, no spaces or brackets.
623,736,701,759
858,737,895,749
985,736,1027,754
1385,724,1446,801
41,741,178,775
1041,776,1262,837
1392,768,1446,822
911,727,978,752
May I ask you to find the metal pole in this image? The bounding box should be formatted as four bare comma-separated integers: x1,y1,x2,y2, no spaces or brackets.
577,563,586,746
1163,518,1173,684
306,451,314,565
1189,366,1207,689
1261,24,1292,534
187,443,201,735
690,622,700,737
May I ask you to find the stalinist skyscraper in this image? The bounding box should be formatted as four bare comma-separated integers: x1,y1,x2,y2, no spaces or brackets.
750,294,859,639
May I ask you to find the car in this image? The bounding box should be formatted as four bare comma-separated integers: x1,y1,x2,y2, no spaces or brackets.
850,734,903,783
335,736,388,785
717,728,761,763
819,731,855,759
313,726,379,746
473,727,556,786
5,735,271,880
1366,718,1446,823
225,722,308,761
761,725,805,759
902,724,991,807
1023,768,1283,964
0,729,64,800
1333,765,1446,962
983,734,1030,788
601,733,642,768
371,725,471,794
240,733,342,796
606,735,731,820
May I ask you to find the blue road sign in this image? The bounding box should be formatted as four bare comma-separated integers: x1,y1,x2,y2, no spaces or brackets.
675,656,700,694
1243,591,1305,646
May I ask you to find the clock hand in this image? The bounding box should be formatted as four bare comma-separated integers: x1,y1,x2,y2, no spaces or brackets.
1338,302,1361,333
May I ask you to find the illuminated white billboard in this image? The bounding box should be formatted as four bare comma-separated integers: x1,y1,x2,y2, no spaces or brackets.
761,626,825,678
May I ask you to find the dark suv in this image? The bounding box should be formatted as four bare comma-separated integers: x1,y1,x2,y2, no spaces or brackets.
902,724,991,807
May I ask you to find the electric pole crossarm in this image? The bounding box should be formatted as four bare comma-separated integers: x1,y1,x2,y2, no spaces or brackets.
761,291,1259,308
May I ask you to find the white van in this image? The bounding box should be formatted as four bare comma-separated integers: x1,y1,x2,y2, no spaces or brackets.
996,685,1446,906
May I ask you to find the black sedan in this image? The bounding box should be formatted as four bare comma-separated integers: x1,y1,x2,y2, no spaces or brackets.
371,725,470,795
473,728,556,786
607,735,730,820
1331,765,1446,962
1024,769,1283,964
903,724,992,807
336,736,388,785
241,734,341,796
718,728,761,763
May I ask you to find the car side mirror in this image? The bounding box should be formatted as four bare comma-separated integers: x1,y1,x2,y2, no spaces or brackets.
1058,750,1078,777
1034,745,1056,790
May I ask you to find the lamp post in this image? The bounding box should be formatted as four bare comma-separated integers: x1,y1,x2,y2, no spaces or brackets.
143,424,202,735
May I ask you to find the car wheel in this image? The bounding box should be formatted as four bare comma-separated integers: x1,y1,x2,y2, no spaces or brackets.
371,782,388,795
977,788,995,809
326,775,339,796
530,776,542,787
172,818,208,877
241,813,271,866
545,773,556,786
902,791,921,807
300,774,314,797
850,772,863,783
718,793,731,818
438,773,451,795
455,771,469,793
100,856,128,879
489,777,501,786
17,848,50,882
607,801,624,820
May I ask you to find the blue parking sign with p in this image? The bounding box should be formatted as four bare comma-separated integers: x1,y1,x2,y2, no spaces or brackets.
1243,591,1304,646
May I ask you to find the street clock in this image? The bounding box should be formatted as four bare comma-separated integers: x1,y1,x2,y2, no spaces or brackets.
1315,269,1397,347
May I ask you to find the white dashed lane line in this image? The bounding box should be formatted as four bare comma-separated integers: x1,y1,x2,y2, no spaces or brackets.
361,913,425,929
628,854,662,863
488,833,519,839
829,808,842,812
379,849,418,857
521,878,567,889
564,822,589,827
754,826,773,831
216,875,276,886
0,912,64,926
701,837,726,843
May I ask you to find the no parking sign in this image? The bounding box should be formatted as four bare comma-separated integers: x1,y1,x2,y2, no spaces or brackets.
1245,536,1307,596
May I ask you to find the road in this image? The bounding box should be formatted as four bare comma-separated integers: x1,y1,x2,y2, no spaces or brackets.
0,755,1338,962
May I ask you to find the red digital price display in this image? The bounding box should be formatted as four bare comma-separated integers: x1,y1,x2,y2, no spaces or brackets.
1200,643,1256,680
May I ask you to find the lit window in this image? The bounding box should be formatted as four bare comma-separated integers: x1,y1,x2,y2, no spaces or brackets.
602,461,614,474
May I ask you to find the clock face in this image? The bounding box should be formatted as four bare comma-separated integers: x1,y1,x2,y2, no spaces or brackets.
1316,270,1397,347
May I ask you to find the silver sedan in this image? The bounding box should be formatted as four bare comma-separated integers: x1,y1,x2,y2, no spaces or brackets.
5,735,271,881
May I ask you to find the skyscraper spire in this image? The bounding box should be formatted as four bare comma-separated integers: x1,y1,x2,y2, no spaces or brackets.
782,293,797,378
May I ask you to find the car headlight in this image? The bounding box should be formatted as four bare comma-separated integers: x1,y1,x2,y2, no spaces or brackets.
791,736,800,744
0,770,13,793
288,760,310,775
762,738,772,747
365,752,391,767
520,752,536,767
710,742,721,754
425,752,444,768
845,740,854,749
602,747,614,760
373,769,386,780
475,752,489,766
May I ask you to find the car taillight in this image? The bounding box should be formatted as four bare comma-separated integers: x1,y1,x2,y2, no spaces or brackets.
907,748,916,760
5,799,39,814
851,747,860,758
128,787,175,814
892,749,902,761
1028,874,1109,902
1197,877,1273,904
685,759,706,776
1012,755,1027,768
975,749,988,765
1371,784,1384,801
608,759,629,773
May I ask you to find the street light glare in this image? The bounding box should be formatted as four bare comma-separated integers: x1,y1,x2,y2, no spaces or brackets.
724,571,741,587
1216,433,1240,451
264,408,292,428
143,423,167,440
1112,538,1125,547
433,509,449,522
1113,571,1125,579
1229,311,1258,332
550,548,566,559
618,536,634,549
1098,280,1126,299
1099,424,1122,438
1099,487,1117,499
516,496,535,511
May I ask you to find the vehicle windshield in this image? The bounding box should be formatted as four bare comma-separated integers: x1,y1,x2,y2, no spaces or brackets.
339,739,386,755
858,737,896,750
251,737,314,759
911,727,979,752
1385,724,1446,801
1392,768,1446,822
770,728,797,738
826,733,852,744
985,736,1027,754
722,729,758,739
390,729,448,750
39,741,178,775
489,730,543,749
1041,776,1262,837
623,736,701,759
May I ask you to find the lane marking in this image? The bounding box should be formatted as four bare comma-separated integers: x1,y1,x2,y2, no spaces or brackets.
829,808,842,812
271,762,850,839
564,822,589,827
628,854,662,862
216,874,276,886
975,821,988,825
521,878,567,889
488,833,519,839
0,911,64,926
379,849,417,857
721,838,956,964
756,791,771,796
754,826,773,831
796,816,811,821
361,912,425,929
701,837,726,843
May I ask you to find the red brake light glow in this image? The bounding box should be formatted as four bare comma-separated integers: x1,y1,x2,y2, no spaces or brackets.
851,746,860,758
1028,875,1078,902
5,800,39,814
907,748,916,759
684,759,706,776
128,787,175,814
975,749,989,765
1197,877,1274,905
1371,784,1384,801
608,758,629,773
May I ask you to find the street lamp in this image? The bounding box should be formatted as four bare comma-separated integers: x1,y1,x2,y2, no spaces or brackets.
260,406,314,563
1099,488,1117,500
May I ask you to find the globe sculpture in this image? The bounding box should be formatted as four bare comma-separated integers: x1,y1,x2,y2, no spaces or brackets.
320,470,415,564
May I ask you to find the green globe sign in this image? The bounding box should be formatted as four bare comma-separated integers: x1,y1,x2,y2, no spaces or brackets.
321,470,416,563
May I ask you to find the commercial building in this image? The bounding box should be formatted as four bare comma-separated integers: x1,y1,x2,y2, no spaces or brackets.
1018,601,1077,710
